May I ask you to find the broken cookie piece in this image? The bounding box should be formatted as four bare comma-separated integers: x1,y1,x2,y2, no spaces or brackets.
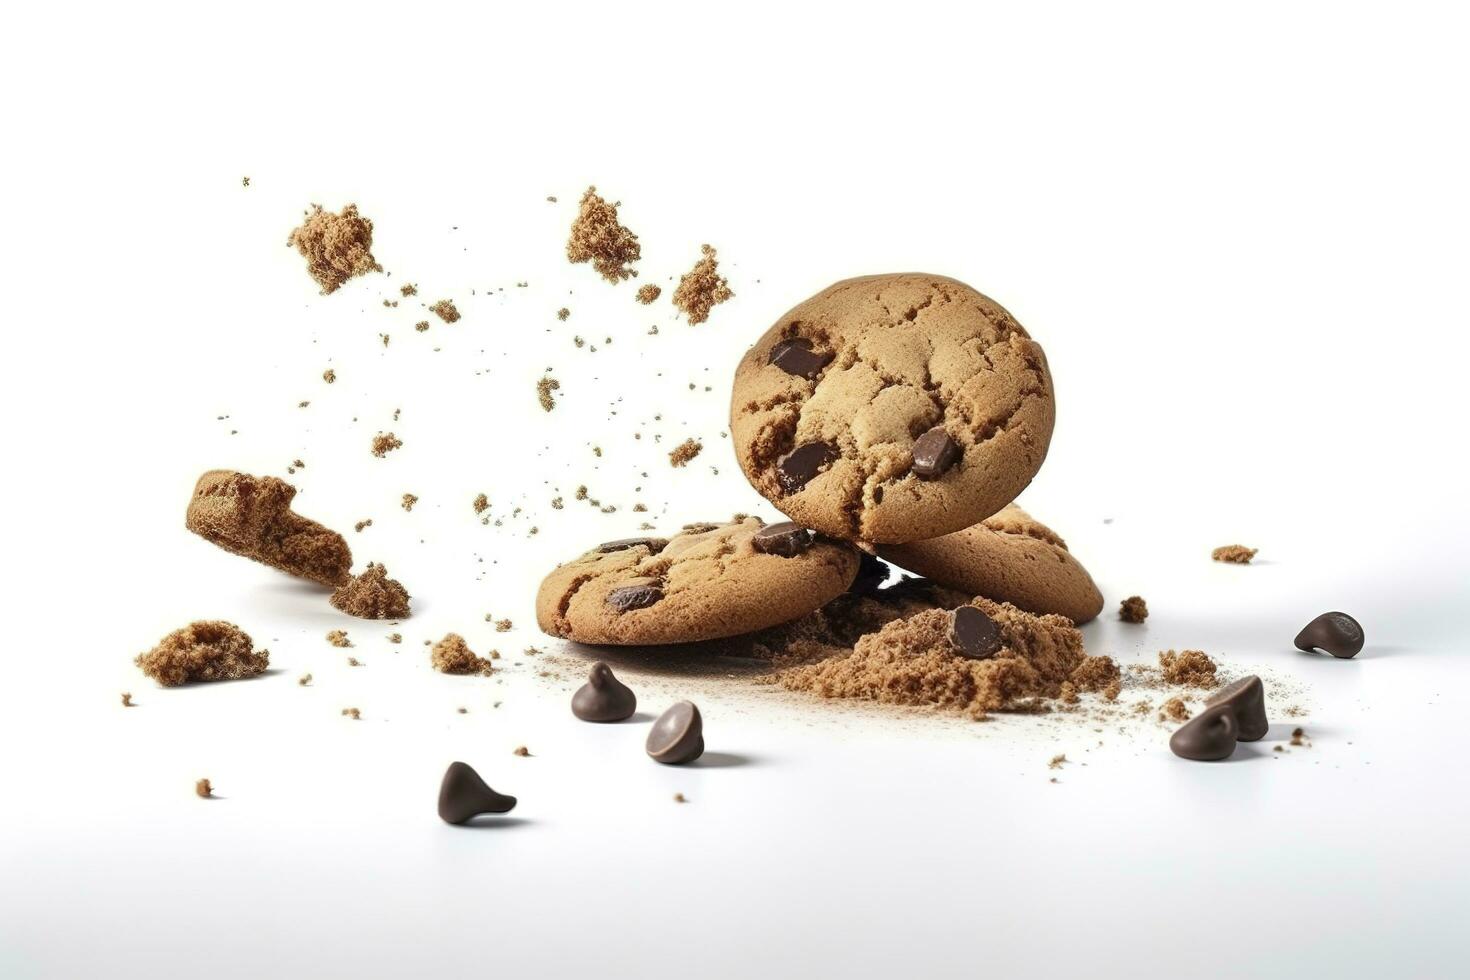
186,470,352,586
431,633,495,675
330,563,411,619
135,621,269,687
566,186,641,282
287,204,382,294
672,244,732,325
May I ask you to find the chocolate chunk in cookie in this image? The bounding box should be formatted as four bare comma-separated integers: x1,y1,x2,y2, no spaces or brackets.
769,338,833,380
597,537,667,554
910,426,961,479
607,577,664,612
751,521,814,557
777,441,837,494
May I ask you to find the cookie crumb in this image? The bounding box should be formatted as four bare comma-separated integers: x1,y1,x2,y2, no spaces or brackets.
298,673,312,686
513,745,530,757
120,692,134,707
401,493,418,512
135,621,269,687
1158,649,1218,688
346,656,363,667
672,244,732,325
566,186,641,282
400,283,417,297
673,792,688,803
323,368,336,384
537,375,561,412
195,778,213,798
557,307,570,321
388,632,402,644
1159,696,1191,722
1291,726,1307,747
331,563,412,619
1119,595,1149,623
431,633,495,676
1212,544,1257,564
287,204,381,294
473,494,489,514
668,438,703,467
326,630,352,648
1048,754,1067,770
342,707,361,720
371,432,402,457
1070,655,1120,694
636,283,662,305
430,299,460,323
415,320,430,332
494,618,513,632
354,519,373,533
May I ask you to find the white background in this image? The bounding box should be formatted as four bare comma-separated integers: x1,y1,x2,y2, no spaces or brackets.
2,2,1468,977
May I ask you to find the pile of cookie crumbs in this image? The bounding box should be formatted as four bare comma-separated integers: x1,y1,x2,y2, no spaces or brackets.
672,245,732,324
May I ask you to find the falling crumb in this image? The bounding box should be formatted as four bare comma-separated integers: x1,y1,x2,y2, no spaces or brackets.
550,496,564,510
431,633,495,676
1119,595,1149,623
557,307,570,321
388,633,402,644
473,494,489,514
537,375,561,412
326,630,352,648
1158,649,1218,687
636,283,662,305
242,176,250,187
195,778,213,799
347,657,363,667
120,692,134,707
401,493,418,512
513,746,530,757
1048,754,1067,770
672,244,733,325
331,563,411,619
1159,696,1191,722
430,299,460,323
668,438,703,467
323,368,336,384
298,674,312,686
342,707,361,720
1212,544,1258,564
135,621,269,687
371,432,403,457
673,792,688,803
1291,727,1307,746
354,519,373,533
566,186,641,282
494,619,513,633
287,204,381,294
415,320,430,332
400,283,418,297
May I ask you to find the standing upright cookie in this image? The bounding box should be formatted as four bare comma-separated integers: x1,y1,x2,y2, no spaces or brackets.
877,504,1104,624
730,274,1055,543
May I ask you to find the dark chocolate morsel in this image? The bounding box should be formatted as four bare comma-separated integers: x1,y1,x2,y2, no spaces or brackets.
910,426,961,479
595,537,667,554
776,441,837,494
1293,611,1364,659
1204,675,1268,742
606,577,664,612
949,606,1002,660
848,553,889,595
751,521,814,557
768,338,834,380
438,761,517,824
646,701,705,765
1169,703,1240,761
571,662,637,722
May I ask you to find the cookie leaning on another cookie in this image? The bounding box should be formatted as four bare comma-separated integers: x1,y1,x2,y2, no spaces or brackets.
535,517,860,645
877,504,1103,624
730,274,1055,544
185,469,352,587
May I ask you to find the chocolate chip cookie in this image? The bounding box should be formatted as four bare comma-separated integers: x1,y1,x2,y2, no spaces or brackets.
877,503,1103,624
730,274,1055,543
535,517,860,645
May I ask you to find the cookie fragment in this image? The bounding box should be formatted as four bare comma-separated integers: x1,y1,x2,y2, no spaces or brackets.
672,245,732,325
566,186,641,282
135,621,269,687
431,634,495,675
185,470,352,587
1212,544,1257,564
1119,595,1148,623
330,563,411,619
287,204,381,294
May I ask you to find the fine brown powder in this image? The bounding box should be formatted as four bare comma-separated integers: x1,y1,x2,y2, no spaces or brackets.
672,245,732,325
330,563,411,620
1119,595,1149,623
1212,544,1257,564
668,438,703,467
431,633,496,676
566,186,641,282
287,204,382,295
1158,649,1218,687
636,283,662,305
135,621,269,687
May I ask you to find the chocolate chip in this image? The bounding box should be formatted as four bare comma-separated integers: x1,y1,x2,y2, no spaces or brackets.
606,577,663,612
949,606,1002,659
751,521,814,557
595,537,666,554
1169,703,1239,761
776,441,836,494
768,338,833,380
571,662,637,722
646,701,704,765
1204,675,1268,742
911,426,961,479
1294,611,1364,659
437,761,517,824
847,553,889,595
